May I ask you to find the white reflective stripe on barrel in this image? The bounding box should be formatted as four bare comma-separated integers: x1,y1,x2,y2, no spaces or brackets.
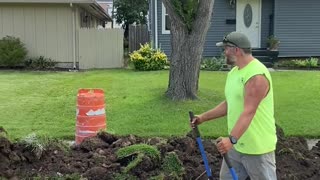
85,108,105,116
76,108,106,116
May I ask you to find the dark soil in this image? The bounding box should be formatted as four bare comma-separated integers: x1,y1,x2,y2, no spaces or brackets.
0,126,319,180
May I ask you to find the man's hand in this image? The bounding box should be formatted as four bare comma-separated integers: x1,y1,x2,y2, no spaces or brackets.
190,115,203,128
216,137,233,154
189,101,228,129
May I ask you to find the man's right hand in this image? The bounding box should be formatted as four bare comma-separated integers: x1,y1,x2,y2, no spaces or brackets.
190,115,203,128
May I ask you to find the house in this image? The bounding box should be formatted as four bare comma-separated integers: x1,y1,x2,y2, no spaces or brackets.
0,0,124,69
97,0,122,28
97,0,113,16
149,0,320,58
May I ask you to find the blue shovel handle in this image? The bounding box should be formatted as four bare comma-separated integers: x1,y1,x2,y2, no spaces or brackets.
189,111,213,180
216,138,238,180
223,154,238,180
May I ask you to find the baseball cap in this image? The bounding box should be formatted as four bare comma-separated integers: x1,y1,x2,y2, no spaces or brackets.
216,32,251,49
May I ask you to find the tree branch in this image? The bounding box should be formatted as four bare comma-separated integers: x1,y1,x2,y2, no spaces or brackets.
162,0,187,30
191,0,214,36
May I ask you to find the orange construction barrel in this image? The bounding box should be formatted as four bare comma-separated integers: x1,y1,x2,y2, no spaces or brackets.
75,89,106,144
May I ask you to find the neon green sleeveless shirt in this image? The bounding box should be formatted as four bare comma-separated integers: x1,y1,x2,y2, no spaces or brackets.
225,59,277,154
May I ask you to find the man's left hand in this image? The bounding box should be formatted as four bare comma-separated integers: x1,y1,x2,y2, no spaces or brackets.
216,137,233,154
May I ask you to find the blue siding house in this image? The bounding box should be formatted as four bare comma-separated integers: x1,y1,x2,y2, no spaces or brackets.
149,0,320,57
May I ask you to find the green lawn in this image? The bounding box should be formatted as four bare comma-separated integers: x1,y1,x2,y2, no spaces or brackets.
0,69,319,140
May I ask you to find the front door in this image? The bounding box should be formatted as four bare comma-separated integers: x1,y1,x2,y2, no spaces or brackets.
236,0,261,48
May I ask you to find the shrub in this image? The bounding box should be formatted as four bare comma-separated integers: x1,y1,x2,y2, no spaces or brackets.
0,36,28,67
201,54,225,71
306,57,318,68
275,57,319,68
292,59,307,68
267,35,280,50
25,56,57,70
129,43,168,71
275,60,295,68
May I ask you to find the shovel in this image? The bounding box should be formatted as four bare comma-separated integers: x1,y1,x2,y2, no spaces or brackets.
189,111,213,180
189,111,238,180
216,139,238,180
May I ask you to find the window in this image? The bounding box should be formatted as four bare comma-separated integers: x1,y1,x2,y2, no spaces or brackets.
162,3,170,34
80,11,93,28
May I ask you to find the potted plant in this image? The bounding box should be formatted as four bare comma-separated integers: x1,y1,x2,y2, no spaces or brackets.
267,35,280,51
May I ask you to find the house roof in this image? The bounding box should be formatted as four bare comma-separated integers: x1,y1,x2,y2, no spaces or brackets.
97,0,113,2
0,0,112,21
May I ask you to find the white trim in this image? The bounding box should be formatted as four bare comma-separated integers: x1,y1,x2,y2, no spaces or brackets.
72,5,76,69
154,0,158,49
257,0,262,47
0,0,111,21
161,3,170,34
147,1,151,32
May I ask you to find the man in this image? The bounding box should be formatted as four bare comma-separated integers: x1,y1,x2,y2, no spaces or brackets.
191,32,277,180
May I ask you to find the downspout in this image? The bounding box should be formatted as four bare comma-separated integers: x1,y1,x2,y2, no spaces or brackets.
154,0,158,49
70,2,77,70
112,0,114,28
273,0,276,36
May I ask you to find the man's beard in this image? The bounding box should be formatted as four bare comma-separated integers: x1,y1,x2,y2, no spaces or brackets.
226,56,236,65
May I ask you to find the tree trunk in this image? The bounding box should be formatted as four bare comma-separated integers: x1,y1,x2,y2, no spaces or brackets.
123,22,130,39
163,0,214,100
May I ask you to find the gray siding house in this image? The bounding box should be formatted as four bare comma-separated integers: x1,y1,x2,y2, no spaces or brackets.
0,0,127,69
149,0,320,57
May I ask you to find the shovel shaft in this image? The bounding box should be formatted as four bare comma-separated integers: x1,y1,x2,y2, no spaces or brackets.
189,111,213,180
216,138,238,180
196,137,213,180
223,154,238,180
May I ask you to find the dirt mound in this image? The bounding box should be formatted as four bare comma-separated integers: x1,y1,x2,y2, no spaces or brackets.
276,126,320,180
0,127,320,180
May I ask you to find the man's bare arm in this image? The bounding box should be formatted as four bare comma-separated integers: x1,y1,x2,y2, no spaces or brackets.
199,101,228,123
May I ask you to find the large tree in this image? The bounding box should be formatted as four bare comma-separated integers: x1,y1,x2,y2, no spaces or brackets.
163,0,214,100
113,0,148,38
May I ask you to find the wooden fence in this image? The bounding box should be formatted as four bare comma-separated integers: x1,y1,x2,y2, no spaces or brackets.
128,24,150,52
78,28,124,69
